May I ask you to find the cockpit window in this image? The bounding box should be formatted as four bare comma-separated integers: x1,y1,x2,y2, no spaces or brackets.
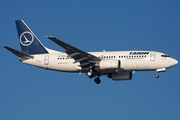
161,54,170,57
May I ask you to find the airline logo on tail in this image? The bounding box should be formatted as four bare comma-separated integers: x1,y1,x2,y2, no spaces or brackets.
20,31,34,46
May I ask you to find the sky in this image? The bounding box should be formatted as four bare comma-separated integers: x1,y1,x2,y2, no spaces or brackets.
0,0,180,120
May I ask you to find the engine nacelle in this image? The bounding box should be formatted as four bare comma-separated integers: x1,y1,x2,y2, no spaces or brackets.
99,59,120,69
108,71,132,80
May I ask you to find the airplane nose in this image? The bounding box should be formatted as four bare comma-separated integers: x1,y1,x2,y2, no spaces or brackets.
171,58,178,66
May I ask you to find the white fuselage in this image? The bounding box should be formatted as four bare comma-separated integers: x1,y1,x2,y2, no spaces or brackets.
21,51,178,73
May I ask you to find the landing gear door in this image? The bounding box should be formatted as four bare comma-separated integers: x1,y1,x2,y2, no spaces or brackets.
150,53,155,61
44,55,49,65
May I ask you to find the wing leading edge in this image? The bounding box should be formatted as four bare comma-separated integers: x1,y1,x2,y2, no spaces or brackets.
47,36,101,68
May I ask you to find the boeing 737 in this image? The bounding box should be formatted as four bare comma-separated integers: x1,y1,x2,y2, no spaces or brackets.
3,20,178,84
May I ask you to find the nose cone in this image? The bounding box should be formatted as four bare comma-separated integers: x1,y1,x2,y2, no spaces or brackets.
171,58,178,66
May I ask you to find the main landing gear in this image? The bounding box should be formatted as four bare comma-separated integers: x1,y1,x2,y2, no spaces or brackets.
94,77,101,84
86,68,101,84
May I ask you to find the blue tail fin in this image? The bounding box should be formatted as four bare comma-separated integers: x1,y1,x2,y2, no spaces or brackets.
15,20,48,55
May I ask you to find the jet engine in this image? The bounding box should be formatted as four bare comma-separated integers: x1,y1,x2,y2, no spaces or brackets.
108,71,132,80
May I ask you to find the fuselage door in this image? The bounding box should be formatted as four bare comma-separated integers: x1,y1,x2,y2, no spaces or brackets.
150,53,155,61
44,55,49,65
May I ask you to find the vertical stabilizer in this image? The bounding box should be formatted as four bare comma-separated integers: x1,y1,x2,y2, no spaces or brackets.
15,20,48,55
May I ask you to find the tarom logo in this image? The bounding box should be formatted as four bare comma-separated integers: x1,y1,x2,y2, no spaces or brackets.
20,31,34,46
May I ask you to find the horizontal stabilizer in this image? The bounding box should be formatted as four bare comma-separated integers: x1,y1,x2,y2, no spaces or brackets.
3,46,34,59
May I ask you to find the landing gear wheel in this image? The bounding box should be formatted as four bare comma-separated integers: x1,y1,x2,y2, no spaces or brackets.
94,77,101,84
155,73,159,78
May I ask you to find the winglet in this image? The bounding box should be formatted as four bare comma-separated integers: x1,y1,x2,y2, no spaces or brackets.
3,46,34,59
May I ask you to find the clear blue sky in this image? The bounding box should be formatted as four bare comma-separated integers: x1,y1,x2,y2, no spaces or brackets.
0,0,180,120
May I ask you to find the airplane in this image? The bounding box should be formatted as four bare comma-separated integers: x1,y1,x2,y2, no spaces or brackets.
3,20,178,84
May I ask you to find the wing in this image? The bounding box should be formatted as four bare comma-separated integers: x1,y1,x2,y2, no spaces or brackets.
47,36,101,68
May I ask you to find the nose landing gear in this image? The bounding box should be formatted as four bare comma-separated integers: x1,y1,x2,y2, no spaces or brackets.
155,68,166,78
155,73,159,78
